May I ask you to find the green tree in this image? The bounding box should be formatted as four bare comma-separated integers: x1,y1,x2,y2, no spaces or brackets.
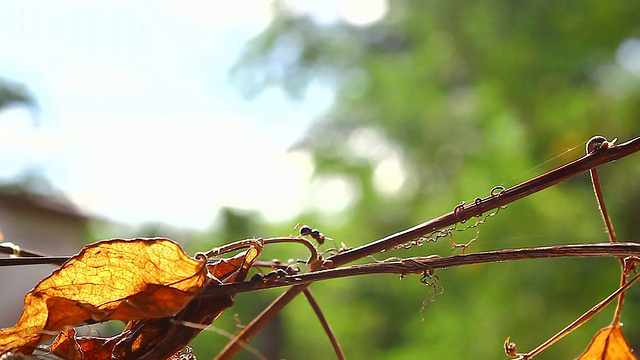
208,1,640,359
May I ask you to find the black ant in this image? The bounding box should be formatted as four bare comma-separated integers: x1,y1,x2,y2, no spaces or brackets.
249,268,288,287
249,273,265,286
265,268,289,280
298,224,326,245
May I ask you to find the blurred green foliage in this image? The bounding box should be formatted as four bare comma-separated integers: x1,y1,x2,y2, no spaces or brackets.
0,78,34,111
194,1,640,359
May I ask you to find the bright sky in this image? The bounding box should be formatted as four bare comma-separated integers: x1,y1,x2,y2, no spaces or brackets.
0,0,389,230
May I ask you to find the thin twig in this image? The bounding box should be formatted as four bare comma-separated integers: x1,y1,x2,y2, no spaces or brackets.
202,238,265,258
172,321,268,360
207,242,640,296
202,237,320,267
0,236,319,268
586,136,626,326
590,167,626,325
4,135,640,359
214,286,308,360
587,136,618,243
514,272,640,359
0,256,68,266
303,288,346,360
209,136,640,360
0,242,52,258
589,168,618,241
211,242,640,358
326,136,640,268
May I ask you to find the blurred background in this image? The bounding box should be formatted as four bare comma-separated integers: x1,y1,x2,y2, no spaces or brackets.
1,1,640,359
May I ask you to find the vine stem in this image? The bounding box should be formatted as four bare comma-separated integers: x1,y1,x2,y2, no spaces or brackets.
208,242,640,296
303,288,346,360
213,135,640,358
515,272,640,359
326,135,640,268
6,136,638,359
586,136,626,327
590,167,626,325
214,286,307,360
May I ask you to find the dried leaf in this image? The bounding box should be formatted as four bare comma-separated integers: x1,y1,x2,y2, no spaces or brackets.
48,244,262,359
208,243,260,282
0,238,207,354
49,328,116,360
168,347,197,360
504,337,517,356
110,246,261,360
578,323,637,360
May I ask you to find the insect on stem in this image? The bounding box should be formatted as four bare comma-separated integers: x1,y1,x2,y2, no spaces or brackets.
586,136,618,243
585,136,628,327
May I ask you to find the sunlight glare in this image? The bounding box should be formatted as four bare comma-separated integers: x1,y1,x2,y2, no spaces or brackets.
60,61,142,95
165,0,273,30
372,150,406,196
63,114,314,227
307,175,358,213
617,38,640,74
338,0,388,26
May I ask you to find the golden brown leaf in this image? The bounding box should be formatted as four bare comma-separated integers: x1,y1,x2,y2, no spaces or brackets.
47,243,262,360
208,243,260,282
504,337,517,356
578,323,637,360
0,238,207,355
49,328,117,360
110,245,262,360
